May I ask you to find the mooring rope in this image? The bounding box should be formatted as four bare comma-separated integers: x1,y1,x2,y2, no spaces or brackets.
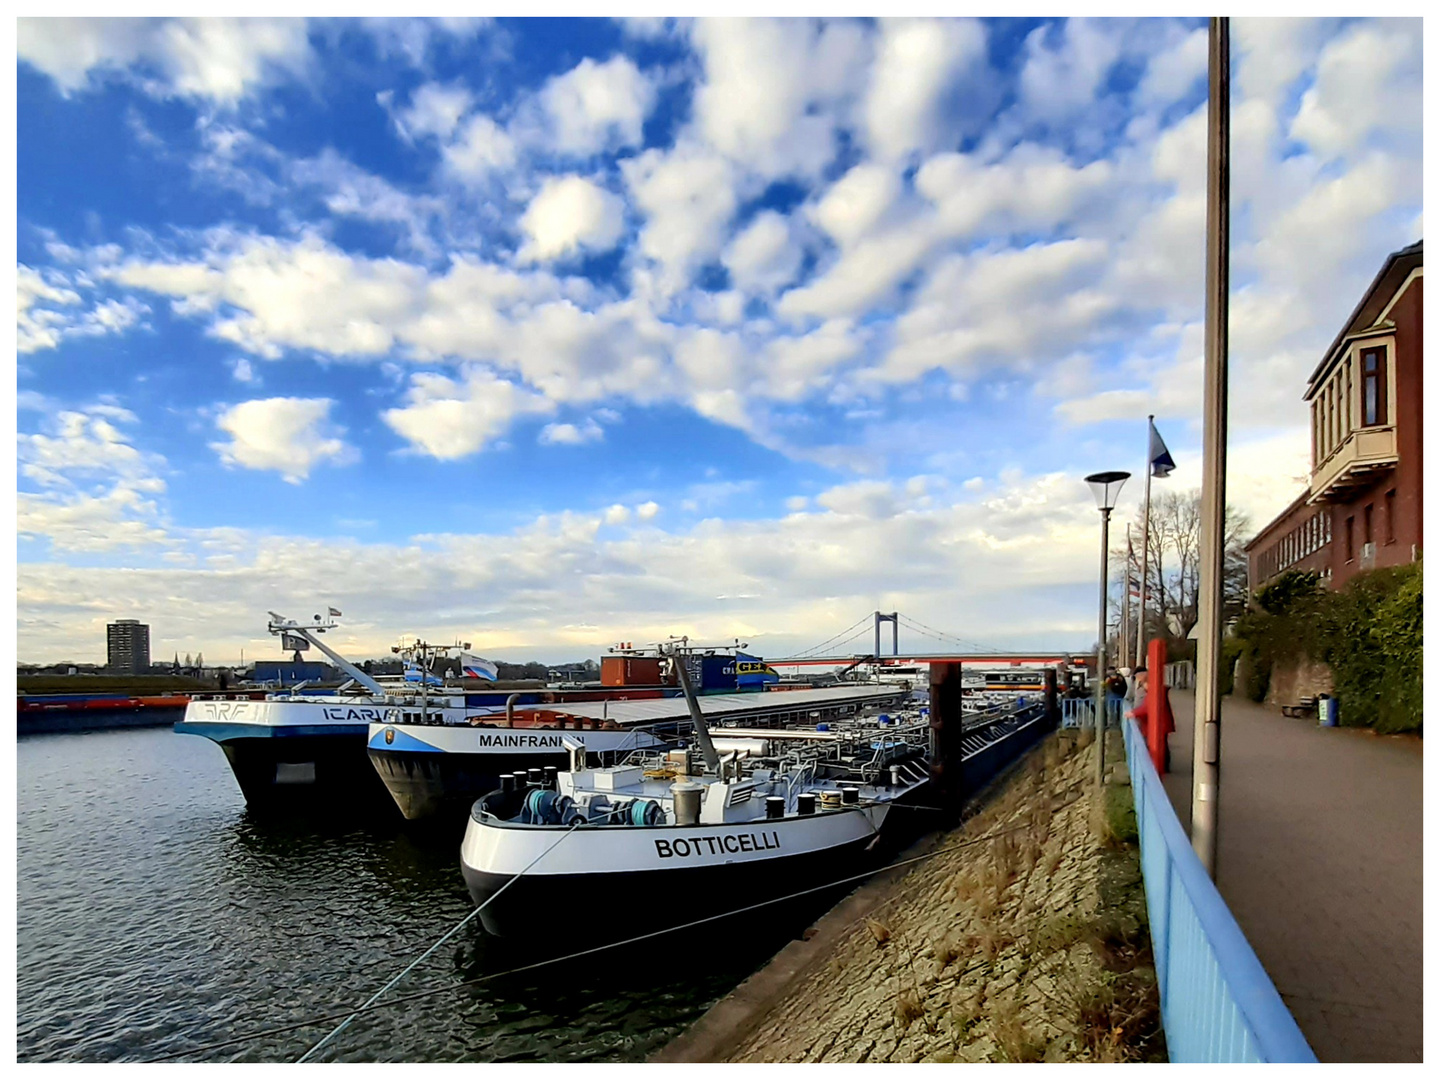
156,797,1083,1064
294,814,588,1063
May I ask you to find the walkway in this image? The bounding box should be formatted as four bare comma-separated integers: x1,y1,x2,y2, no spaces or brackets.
1157,690,1422,1062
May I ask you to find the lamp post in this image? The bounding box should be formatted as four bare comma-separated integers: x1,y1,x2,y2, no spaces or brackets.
1085,470,1130,786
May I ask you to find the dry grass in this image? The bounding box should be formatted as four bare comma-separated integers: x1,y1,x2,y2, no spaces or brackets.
933,935,961,968
990,994,1045,1063
1039,838,1064,878
894,987,926,1030
949,989,983,1040
865,918,892,946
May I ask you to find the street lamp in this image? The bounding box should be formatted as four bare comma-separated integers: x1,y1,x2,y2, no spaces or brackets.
1085,470,1130,786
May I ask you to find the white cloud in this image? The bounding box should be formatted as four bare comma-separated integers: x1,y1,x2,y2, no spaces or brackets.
604,503,631,525
721,211,803,295
443,113,518,181
539,419,604,445
635,500,660,520
622,142,739,293
687,18,867,180
115,233,423,359
16,265,148,353
18,407,153,490
383,367,554,459
1015,18,1126,125
18,486,170,553
212,397,356,483
1135,27,1207,110
809,163,905,248
537,55,656,155
1289,18,1422,159
880,238,1114,384
518,175,627,262
391,82,474,141
18,17,313,104
864,18,987,162
230,357,259,384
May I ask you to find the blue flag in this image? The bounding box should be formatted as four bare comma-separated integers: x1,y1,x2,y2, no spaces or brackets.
1148,419,1176,478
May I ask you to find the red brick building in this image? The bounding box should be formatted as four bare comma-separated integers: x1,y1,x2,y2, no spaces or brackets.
1247,240,1422,593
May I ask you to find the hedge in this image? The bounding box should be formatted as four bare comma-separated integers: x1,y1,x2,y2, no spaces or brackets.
1229,562,1422,733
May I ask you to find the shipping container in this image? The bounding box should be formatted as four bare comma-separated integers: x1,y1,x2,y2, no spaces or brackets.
601,656,667,686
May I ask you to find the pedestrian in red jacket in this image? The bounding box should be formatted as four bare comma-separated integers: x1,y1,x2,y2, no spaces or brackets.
1126,665,1175,774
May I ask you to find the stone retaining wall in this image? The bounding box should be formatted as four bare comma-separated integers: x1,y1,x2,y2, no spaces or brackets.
717,733,1161,1063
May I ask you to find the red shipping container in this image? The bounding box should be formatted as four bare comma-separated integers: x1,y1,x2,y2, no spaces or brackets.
601,656,666,686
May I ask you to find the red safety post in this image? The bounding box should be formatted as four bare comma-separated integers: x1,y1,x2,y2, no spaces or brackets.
1145,638,1175,775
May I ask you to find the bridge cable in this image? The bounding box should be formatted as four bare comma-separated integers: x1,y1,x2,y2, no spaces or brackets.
151,796,1082,1064
786,613,876,658
896,614,1004,654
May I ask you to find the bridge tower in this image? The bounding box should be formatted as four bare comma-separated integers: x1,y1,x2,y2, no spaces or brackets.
874,611,898,657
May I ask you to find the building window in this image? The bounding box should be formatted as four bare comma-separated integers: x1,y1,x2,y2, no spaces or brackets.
1385,489,1396,544
1345,516,1355,562
1363,504,1373,546
1362,346,1388,426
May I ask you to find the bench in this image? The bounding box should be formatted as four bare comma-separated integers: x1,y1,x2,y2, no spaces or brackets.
1281,697,1318,718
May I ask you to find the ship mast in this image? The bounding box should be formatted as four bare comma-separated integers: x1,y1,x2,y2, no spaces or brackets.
267,611,385,695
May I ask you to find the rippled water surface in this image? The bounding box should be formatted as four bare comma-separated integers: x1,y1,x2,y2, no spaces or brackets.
17,726,811,1063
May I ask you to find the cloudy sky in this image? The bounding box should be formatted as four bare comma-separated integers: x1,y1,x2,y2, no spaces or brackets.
14,16,1422,666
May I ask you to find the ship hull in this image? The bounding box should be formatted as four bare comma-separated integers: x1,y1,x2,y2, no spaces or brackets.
459,804,893,939
175,697,409,816
367,723,669,823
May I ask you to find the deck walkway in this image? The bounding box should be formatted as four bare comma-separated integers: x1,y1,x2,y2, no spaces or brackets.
1157,690,1422,1062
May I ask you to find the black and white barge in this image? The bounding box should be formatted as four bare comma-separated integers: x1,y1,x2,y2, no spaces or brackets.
458,652,931,939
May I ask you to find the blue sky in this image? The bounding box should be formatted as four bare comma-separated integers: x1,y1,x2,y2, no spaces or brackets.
14,17,1423,664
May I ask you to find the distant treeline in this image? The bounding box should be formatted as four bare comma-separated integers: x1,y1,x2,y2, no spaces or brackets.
18,673,219,694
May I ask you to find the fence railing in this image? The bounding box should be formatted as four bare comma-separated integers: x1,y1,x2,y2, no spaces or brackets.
1122,719,1317,1062
1059,697,1122,729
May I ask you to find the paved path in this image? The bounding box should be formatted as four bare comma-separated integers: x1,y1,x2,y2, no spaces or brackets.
1157,690,1422,1062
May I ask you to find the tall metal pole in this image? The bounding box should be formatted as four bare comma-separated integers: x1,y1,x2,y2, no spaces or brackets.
1095,507,1112,786
1135,423,1155,670
1120,524,1132,670
1192,16,1230,878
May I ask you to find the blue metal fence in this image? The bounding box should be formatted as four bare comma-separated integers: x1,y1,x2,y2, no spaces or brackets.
1059,697,1122,729
1123,719,1317,1062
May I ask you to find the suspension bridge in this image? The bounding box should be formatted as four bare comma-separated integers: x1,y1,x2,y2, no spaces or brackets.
767,610,1086,670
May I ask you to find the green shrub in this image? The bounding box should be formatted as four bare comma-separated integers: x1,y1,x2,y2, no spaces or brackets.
1231,562,1421,733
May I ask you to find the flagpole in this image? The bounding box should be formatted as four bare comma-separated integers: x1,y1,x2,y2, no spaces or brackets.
1135,416,1154,670
1121,525,1132,669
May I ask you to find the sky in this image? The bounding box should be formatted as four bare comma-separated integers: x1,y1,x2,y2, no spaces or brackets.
12,15,1424,666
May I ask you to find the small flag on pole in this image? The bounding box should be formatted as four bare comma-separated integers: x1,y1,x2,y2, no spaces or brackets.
327,607,342,617
460,653,499,682
1148,419,1176,477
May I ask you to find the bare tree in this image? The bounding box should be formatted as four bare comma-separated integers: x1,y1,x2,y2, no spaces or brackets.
1113,489,1251,647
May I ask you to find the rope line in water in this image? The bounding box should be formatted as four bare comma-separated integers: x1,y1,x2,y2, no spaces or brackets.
294,815,588,1063
156,796,1081,1064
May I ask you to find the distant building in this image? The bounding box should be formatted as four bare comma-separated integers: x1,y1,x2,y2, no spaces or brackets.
1247,240,1423,592
107,619,151,673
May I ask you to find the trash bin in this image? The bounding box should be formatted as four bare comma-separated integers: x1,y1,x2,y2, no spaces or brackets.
1318,694,1338,727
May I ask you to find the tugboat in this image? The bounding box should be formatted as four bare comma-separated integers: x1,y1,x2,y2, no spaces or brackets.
458,648,932,939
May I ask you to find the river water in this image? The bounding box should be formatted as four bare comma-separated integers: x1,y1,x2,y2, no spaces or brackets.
16,725,818,1063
